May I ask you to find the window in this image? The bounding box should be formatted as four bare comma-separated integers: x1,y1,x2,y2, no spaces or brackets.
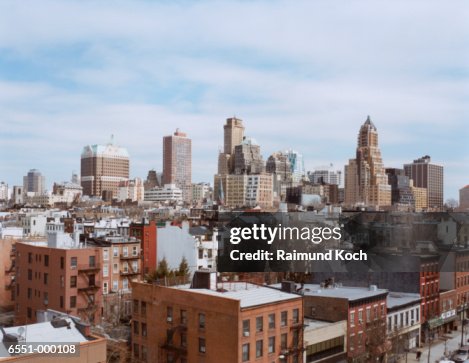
256,340,263,358
180,333,187,347
27,269,32,281
142,323,147,338
243,319,250,336
268,336,275,353
71,257,77,269
70,276,77,288
281,333,288,350
199,338,206,353
103,264,109,277
350,311,355,326
103,249,109,261
60,257,64,269
133,344,139,359
44,255,49,267
113,247,118,257
112,280,118,291
198,249,203,259
28,253,32,263
113,263,118,274
366,307,371,322
103,282,108,294
358,309,363,323
281,311,288,326
123,247,128,257
60,296,64,308
27,307,32,319
134,321,139,335
70,296,76,308
132,246,138,256
256,316,263,332
268,313,275,329
373,306,378,320
293,308,299,324
141,345,147,362
199,313,206,329
180,310,187,325
89,255,96,267
141,301,146,316
167,307,173,321
27,288,31,299
242,343,250,362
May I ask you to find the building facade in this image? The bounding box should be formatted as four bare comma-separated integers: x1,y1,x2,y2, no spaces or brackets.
80,142,130,198
344,117,391,208
404,155,444,210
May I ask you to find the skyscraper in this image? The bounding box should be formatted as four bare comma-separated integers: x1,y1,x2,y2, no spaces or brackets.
80,141,129,198
233,137,265,175
162,129,192,201
284,149,305,183
404,155,443,210
23,169,46,195
218,117,245,175
344,116,391,207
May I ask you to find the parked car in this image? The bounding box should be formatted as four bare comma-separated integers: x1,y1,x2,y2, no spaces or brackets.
452,346,469,363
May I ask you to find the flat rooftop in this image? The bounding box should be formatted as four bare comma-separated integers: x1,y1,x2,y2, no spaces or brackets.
387,292,421,309
176,283,301,308
271,283,387,301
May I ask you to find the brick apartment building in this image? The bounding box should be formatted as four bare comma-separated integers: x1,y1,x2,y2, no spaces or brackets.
15,241,102,325
295,282,389,362
129,219,157,274
131,273,304,363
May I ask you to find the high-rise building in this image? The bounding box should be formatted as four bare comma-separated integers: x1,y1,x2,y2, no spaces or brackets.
23,169,46,195
0,181,8,202
117,178,145,202
460,185,469,210
233,137,265,175
266,152,292,202
284,149,305,183
385,168,414,208
162,129,192,201
80,141,129,198
404,155,444,210
218,117,245,175
344,116,391,208
144,169,160,190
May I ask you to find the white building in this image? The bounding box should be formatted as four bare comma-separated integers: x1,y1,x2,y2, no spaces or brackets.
117,178,144,202
20,213,47,237
12,186,24,205
192,182,211,203
190,226,219,270
157,221,198,274
52,181,83,205
386,292,421,353
308,166,342,186
144,184,183,203
0,224,23,239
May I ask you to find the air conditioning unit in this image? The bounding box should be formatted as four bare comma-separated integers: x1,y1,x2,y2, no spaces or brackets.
200,347,206,353
167,317,173,322
411,319,415,325
243,332,250,337
358,319,363,324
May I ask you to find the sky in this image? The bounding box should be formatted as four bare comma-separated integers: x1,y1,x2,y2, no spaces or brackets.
0,0,468,200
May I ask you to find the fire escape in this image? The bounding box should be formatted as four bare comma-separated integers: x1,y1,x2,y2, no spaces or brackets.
160,317,187,362
279,319,306,361
119,252,140,278
5,246,16,298
77,263,101,321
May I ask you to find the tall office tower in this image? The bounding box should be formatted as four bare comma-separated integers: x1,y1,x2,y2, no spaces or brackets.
233,137,265,175
144,169,160,190
404,155,443,210
266,152,292,182
0,182,8,202
308,166,342,185
460,185,469,210
162,129,192,201
218,117,245,175
284,149,305,183
344,116,391,207
23,169,46,195
80,141,130,198
385,168,414,207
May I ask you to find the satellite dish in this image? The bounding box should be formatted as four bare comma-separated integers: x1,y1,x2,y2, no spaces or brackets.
17,327,25,340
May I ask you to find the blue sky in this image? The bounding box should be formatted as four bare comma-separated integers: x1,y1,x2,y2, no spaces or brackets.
0,0,468,200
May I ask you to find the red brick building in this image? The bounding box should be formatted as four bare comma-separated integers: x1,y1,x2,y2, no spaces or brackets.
131,274,303,363
15,241,102,325
130,219,157,274
419,256,440,324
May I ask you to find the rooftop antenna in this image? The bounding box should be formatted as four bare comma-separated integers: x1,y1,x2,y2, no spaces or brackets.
110,134,114,145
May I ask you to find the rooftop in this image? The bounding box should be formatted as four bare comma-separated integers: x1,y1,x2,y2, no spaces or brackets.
272,283,387,301
387,292,421,309
176,283,300,308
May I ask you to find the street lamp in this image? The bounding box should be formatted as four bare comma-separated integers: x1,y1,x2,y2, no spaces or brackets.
461,301,467,347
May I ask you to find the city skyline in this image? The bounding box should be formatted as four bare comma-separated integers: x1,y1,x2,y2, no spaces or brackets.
0,0,468,200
